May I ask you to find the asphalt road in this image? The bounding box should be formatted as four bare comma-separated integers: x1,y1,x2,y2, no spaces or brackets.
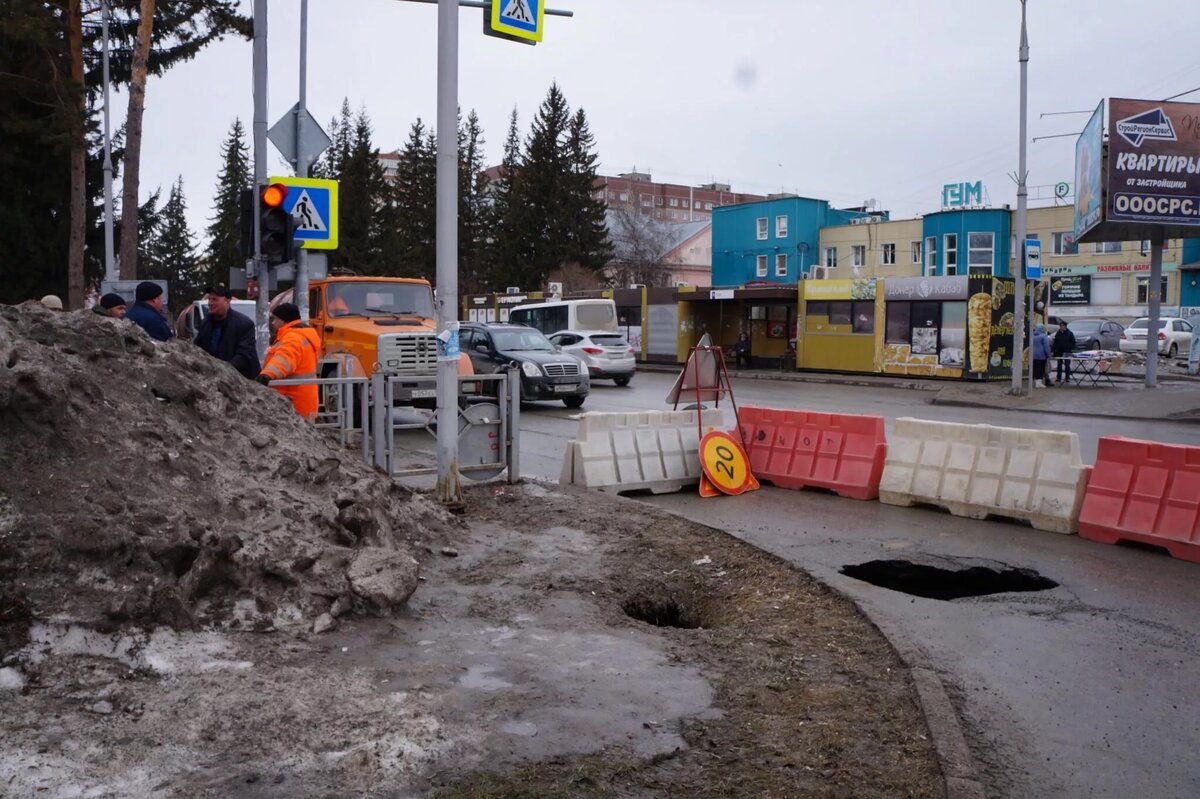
498,374,1200,799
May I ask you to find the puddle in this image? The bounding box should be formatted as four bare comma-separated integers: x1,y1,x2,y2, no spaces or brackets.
840,559,1058,600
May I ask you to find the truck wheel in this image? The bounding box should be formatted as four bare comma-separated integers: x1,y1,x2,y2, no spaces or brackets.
563,395,586,409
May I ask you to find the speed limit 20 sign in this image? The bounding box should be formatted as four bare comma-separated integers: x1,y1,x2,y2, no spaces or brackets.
699,431,760,497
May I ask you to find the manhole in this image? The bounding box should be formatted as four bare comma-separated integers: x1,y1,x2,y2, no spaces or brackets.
840,559,1057,600
623,596,706,629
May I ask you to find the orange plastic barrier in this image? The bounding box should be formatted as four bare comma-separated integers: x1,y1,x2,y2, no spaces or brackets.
1078,436,1200,563
736,406,887,500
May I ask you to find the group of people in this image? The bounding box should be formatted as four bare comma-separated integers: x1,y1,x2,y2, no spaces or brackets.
1031,319,1076,388
39,283,319,420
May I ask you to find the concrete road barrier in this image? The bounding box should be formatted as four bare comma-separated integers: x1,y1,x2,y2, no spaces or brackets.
560,409,722,494
880,417,1090,534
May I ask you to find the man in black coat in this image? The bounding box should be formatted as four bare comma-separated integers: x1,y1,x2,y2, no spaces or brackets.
194,286,260,379
1050,319,1076,386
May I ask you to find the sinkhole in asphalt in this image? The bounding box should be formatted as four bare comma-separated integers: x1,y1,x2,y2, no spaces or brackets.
839,559,1058,601
623,595,707,629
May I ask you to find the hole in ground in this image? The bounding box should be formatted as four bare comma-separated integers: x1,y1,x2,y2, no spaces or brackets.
623,596,706,629
840,559,1057,600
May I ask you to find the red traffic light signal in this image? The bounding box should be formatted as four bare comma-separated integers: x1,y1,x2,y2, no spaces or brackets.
262,183,288,209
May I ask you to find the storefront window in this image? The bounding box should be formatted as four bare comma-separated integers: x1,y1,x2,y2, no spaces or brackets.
828,302,852,326
910,301,940,354
939,302,966,367
852,302,875,334
1137,276,1169,303
806,301,828,318
886,303,910,344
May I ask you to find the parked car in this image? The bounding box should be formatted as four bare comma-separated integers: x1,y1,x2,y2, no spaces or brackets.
1062,318,1124,351
1119,317,1194,357
547,329,636,386
460,322,589,408
174,297,258,340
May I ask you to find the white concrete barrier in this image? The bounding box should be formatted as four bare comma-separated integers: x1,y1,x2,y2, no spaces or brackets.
560,409,723,494
879,417,1091,534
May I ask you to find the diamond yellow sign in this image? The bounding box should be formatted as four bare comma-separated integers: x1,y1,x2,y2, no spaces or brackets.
699,431,760,497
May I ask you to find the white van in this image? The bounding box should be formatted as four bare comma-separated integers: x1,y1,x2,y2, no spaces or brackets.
508,298,617,337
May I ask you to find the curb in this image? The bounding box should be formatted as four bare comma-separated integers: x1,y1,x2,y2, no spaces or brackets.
930,396,1200,424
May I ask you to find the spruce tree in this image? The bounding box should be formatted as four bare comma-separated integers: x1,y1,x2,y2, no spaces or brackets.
458,110,488,295
392,119,437,278
484,107,527,292
515,82,572,290
563,107,612,272
203,118,249,288
151,177,204,305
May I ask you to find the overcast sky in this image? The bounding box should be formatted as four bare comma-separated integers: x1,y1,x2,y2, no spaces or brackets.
129,0,1200,244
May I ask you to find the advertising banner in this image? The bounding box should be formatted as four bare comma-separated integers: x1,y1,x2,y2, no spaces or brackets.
1107,97,1200,226
1075,100,1105,241
883,275,969,301
803,278,876,300
966,277,1016,378
1049,275,1091,305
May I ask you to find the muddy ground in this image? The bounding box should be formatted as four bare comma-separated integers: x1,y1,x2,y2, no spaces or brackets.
0,303,943,798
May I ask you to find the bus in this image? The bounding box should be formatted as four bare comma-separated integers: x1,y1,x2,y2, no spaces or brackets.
508,298,618,336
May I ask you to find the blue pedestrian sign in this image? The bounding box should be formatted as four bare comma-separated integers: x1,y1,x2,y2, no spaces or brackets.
1024,238,1041,280
490,0,544,42
268,176,338,250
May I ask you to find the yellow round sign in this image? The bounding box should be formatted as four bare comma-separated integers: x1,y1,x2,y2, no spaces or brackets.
700,431,753,495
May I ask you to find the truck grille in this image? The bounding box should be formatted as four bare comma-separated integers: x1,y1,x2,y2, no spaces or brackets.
543,362,581,377
378,333,437,375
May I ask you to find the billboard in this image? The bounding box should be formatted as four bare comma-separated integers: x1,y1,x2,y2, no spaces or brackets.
1074,100,1105,241
1106,97,1200,227
1049,275,1091,306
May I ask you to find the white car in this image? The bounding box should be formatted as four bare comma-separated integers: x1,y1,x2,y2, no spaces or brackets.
548,329,636,386
1119,317,1194,357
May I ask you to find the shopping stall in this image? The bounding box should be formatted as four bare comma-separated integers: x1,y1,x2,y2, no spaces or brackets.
796,279,881,373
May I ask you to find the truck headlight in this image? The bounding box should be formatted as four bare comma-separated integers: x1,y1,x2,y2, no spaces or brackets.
521,361,542,378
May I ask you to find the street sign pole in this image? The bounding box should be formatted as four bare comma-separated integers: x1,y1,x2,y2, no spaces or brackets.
252,0,270,361
295,0,311,321
1146,229,1164,388
1026,239,1039,392
435,0,463,504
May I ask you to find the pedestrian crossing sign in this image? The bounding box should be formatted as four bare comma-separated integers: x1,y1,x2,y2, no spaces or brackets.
269,176,338,250
490,0,543,42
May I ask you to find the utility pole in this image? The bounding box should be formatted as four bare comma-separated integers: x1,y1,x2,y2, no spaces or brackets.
1011,0,1030,396
252,0,270,359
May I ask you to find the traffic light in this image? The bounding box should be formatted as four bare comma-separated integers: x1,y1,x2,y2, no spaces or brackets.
237,187,254,259
259,182,294,266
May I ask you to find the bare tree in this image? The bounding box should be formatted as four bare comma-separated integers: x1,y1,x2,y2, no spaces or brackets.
67,0,86,307
603,204,679,288
118,0,156,279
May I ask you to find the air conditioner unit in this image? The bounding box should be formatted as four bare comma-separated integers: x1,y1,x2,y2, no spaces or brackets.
629,283,646,289
547,282,563,295
505,286,521,294
674,281,690,288
810,266,830,280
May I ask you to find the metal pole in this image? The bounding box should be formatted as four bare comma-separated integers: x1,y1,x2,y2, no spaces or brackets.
435,0,463,504
252,0,270,361
101,0,116,283
1146,230,1164,388
1011,0,1029,395
295,0,311,320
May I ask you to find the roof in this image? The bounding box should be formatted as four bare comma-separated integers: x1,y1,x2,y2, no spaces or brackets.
605,211,710,262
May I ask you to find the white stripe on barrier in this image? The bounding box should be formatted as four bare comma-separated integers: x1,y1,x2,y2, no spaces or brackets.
560,409,723,494
879,417,1090,534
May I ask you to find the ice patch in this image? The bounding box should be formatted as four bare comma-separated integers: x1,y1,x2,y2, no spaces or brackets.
24,624,252,675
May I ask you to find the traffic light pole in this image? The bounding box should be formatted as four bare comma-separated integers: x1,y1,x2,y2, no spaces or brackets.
434,0,463,504
252,0,270,361
294,0,311,321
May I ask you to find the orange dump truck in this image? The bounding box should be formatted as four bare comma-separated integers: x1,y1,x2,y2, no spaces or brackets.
273,276,473,407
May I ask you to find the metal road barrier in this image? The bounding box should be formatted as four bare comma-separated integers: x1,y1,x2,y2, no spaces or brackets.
267,368,520,483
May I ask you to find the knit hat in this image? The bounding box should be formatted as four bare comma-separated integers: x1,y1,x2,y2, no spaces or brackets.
99,293,127,310
1035,323,1045,333
135,281,163,302
40,295,64,310
204,285,234,299
272,303,301,323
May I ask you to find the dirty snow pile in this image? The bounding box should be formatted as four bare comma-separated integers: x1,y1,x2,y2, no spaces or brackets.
0,301,458,651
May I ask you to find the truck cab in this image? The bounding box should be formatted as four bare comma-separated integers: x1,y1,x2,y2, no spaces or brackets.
275,276,472,406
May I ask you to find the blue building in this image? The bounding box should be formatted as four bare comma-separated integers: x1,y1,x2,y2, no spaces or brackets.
919,209,1012,278
711,196,876,286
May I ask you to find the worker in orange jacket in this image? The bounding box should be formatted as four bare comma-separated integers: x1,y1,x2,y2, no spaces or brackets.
257,303,320,420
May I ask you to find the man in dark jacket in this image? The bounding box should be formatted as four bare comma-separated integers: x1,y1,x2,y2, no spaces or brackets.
1050,319,1076,386
125,281,174,341
194,286,259,379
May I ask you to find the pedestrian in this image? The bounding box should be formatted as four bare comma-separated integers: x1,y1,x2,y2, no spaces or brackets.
1031,323,1051,388
92,293,127,318
1050,319,1075,387
125,281,174,342
734,332,752,369
193,286,259,379
40,295,64,311
257,302,320,420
